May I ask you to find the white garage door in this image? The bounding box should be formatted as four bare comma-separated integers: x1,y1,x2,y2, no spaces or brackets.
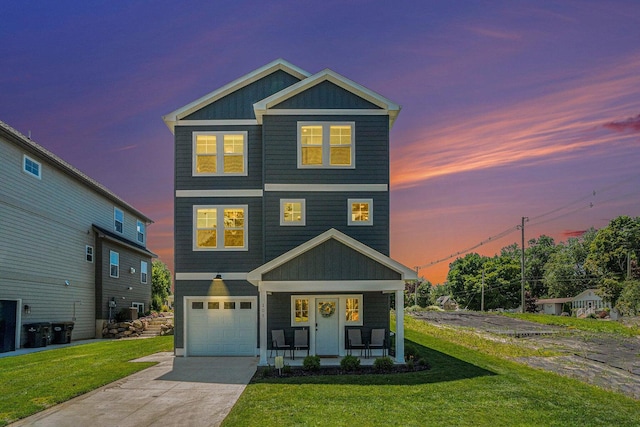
186,298,257,356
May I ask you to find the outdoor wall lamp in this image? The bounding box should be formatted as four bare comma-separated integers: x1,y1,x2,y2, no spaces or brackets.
127,286,133,290
214,274,222,280
24,304,31,314
64,280,70,286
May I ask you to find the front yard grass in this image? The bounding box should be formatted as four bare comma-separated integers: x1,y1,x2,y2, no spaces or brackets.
223,317,639,427
502,312,640,336
0,336,173,426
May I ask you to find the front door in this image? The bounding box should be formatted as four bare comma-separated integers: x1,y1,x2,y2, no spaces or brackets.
315,298,339,356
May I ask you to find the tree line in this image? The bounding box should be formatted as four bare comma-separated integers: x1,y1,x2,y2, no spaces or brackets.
410,215,640,316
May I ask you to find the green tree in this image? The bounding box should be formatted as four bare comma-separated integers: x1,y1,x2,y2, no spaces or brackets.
151,260,172,311
446,253,486,310
525,235,557,298
543,229,596,298
616,279,640,316
404,279,432,307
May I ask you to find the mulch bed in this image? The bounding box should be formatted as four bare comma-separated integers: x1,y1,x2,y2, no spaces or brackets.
252,362,430,381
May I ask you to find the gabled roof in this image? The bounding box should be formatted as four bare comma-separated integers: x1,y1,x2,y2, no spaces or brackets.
247,228,417,285
162,59,310,132
93,224,157,258
0,120,153,224
253,68,401,129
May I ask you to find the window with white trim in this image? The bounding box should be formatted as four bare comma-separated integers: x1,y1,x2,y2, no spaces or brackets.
23,155,42,179
193,205,248,250
109,250,119,278
298,122,354,168
137,220,146,243
280,199,305,226
348,199,373,226
114,208,124,233
86,245,94,263
132,302,144,315
140,260,148,283
291,297,310,326
346,297,360,322
193,132,247,176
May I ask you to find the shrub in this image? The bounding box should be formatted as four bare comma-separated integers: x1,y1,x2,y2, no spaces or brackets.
373,356,394,372
340,354,361,371
417,357,429,367
303,355,321,371
406,358,414,370
405,344,419,361
426,305,444,312
282,364,292,374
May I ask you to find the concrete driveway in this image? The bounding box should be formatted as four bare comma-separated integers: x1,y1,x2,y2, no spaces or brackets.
11,353,258,427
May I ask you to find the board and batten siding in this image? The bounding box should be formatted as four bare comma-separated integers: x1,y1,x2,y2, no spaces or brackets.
272,80,382,110
174,197,264,273
262,114,390,184
173,280,258,348
183,70,303,120
0,134,148,342
174,125,263,191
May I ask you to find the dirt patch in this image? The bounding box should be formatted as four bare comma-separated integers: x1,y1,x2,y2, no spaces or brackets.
412,311,640,400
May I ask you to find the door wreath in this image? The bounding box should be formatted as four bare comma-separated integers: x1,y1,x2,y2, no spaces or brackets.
319,302,335,318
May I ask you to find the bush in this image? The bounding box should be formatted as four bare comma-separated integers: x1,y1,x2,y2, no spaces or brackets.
303,355,321,371
406,358,414,370
426,305,444,312
373,356,394,372
340,354,361,371
114,308,130,323
405,344,419,361
282,364,292,374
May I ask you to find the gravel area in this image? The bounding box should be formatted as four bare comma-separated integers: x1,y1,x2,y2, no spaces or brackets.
412,311,640,400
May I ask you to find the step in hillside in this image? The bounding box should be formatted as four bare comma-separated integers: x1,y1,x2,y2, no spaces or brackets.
140,318,174,337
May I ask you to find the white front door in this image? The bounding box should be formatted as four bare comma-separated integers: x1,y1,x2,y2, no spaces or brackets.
315,298,339,356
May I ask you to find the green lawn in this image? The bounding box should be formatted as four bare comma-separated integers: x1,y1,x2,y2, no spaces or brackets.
223,317,639,427
0,336,173,426
502,312,640,336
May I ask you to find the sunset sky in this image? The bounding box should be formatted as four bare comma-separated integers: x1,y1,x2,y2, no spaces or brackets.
2,1,639,284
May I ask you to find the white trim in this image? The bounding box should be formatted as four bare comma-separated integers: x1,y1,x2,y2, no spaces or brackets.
395,289,405,363
109,250,120,278
348,198,373,226
297,122,355,169
193,205,248,251
163,59,311,133
263,109,390,116
175,347,185,357
280,199,306,226
290,294,363,327
247,228,417,284
192,131,248,177
264,184,388,192
140,260,148,284
22,154,42,179
114,207,124,234
176,189,263,198
259,288,268,365
136,220,146,244
175,119,258,127
259,280,405,292
176,272,248,281
85,245,94,263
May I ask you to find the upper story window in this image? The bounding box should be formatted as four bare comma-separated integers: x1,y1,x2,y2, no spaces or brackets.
193,132,247,176
86,245,94,263
23,155,42,179
109,250,119,278
137,220,146,244
193,205,248,251
114,208,124,233
140,260,148,283
280,199,305,226
348,199,373,226
298,122,354,168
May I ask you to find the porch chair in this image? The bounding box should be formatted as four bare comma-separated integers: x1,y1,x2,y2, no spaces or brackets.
368,328,387,358
347,328,367,357
270,329,292,359
293,328,309,360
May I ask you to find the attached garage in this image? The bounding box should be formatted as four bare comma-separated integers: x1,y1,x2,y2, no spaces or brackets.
185,297,257,356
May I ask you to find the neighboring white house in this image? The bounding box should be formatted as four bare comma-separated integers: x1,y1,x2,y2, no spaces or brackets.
572,289,612,318
534,297,573,315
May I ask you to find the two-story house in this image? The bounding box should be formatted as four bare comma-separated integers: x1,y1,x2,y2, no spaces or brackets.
163,59,416,364
0,120,155,353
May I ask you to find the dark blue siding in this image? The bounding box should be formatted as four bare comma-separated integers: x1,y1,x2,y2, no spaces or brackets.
262,115,389,184
175,125,262,191
184,70,302,120
273,81,381,110
174,197,263,272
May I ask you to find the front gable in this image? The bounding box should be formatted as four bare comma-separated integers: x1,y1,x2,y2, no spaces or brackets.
271,80,381,110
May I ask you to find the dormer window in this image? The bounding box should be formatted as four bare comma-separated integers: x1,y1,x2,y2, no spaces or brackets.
193,132,247,176
298,122,354,168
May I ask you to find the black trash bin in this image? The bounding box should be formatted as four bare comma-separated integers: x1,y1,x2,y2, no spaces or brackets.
51,322,74,344
24,322,51,348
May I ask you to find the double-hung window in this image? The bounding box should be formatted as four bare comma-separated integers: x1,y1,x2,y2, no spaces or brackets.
193,132,247,176
280,199,305,226
298,122,354,168
114,208,124,233
140,260,148,283
137,220,146,243
347,199,373,226
193,205,248,250
110,251,119,278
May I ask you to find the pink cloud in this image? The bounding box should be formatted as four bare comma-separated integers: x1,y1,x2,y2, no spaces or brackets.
561,230,587,238
603,114,640,133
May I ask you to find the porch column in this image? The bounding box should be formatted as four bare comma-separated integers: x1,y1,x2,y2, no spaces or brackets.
259,286,268,365
395,289,405,363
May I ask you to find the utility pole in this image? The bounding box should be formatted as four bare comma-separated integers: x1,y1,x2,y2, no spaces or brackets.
519,217,529,313
481,268,485,312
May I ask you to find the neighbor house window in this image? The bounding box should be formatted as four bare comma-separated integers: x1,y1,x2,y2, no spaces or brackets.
109,251,119,278
193,205,248,250
345,295,363,325
86,245,94,263
348,199,373,226
291,297,310,326
140,261,148,283
137,220,145,243
114,208,124,233
23,155,41,179
298,122,354,168
131,302,144,315
193,132,247,176
280,199,305,226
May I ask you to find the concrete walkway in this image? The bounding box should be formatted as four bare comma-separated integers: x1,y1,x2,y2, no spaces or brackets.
11,353,258,427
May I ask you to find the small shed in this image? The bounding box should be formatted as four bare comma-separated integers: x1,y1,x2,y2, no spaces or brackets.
436,296,458,311
534,297,573,315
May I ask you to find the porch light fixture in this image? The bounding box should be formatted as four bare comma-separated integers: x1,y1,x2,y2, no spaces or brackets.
214,274,222,280
65,280,70,286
